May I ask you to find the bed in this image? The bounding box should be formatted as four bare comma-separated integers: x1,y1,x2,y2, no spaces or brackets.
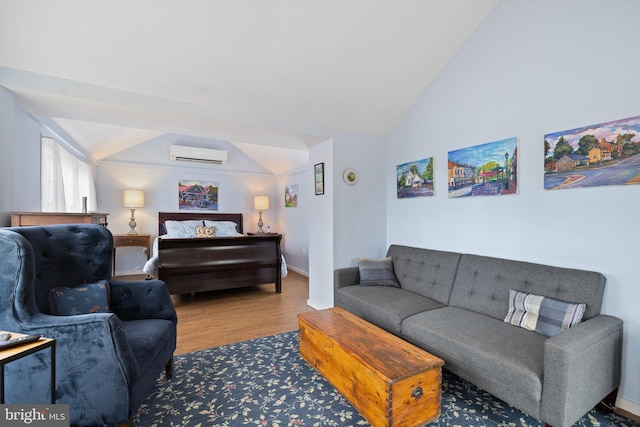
143,212,284,295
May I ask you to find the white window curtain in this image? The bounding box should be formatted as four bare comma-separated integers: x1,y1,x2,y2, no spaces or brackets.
41,136,97,213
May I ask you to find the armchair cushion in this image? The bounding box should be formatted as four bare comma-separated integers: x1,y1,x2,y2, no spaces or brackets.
48,279,111,315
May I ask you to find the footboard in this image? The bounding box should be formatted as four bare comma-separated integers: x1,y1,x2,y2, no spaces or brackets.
158,234,282,294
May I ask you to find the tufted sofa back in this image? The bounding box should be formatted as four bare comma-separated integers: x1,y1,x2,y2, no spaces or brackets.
386,244,462,305
6,224,113,315
449,254,606,321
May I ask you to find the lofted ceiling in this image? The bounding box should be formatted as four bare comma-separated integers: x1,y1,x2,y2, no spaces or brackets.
0,0,498,174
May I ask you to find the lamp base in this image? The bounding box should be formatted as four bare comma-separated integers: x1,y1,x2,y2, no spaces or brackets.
256,210,265,234
128,208,138,235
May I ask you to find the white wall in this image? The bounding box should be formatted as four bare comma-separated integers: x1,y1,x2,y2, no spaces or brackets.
276,165,311,275
386,0,640,413
0,88,15,224
307,140,334,309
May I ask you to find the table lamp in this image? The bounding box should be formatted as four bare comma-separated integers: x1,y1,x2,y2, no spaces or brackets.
254,196,269,234
124,189,144,235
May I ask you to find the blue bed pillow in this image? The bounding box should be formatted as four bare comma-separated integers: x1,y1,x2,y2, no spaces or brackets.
48,280,111,316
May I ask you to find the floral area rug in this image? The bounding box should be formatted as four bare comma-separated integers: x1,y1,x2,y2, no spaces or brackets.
134,331,636,426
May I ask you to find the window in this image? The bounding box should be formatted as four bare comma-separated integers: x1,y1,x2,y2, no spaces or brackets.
41,136,97,213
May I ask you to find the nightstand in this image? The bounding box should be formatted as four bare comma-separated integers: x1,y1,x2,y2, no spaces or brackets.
112,234,151,275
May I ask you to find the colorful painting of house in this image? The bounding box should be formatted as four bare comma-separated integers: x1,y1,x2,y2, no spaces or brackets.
544,114,640,190
396,157,434,198
448,137,518,198
178,180,218,210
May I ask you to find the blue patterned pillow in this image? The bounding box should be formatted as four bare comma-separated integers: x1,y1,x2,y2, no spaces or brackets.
48,280,111,316
504,289,586,337
204,221,243,237
356,257,400,288
165,220,205,237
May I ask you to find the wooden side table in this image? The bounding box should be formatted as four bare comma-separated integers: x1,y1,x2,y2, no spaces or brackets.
112,234,151,276
0,333,56,404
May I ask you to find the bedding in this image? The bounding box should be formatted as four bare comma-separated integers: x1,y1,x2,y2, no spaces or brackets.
148,212,286,294
143,234,288,278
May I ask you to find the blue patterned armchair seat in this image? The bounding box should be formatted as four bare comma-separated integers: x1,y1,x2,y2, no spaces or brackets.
0,224,177,426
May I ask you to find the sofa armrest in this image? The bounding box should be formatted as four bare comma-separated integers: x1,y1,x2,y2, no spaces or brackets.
541,314,623,427
109,279,177,323
334,267,359,291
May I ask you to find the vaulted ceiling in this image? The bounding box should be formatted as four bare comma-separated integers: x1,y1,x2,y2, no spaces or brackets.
0,0,499,174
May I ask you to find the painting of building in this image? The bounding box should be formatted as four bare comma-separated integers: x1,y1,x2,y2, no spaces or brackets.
178,179,218,210
396,157,434,198
544,114,640,190
448,137,518,198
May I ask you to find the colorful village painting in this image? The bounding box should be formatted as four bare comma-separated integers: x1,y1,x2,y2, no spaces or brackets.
285,185,298,207
178,179,218,210
396,157,434,198
544,115,640,190
448,137,518,198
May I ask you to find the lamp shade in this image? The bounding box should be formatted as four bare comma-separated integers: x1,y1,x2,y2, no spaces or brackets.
124,189,144,208
254,196,269,210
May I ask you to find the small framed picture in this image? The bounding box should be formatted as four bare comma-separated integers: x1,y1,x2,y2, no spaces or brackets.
314,162,325,195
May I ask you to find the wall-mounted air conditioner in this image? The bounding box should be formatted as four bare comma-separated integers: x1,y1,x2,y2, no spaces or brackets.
170,145,227,165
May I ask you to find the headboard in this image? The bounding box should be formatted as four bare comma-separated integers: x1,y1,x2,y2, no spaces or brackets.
158,212,244,235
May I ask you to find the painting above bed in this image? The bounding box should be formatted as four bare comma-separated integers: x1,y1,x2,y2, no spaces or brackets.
178,179,218,210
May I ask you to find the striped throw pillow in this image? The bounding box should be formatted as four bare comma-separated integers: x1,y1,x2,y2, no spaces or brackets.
504,289,586,337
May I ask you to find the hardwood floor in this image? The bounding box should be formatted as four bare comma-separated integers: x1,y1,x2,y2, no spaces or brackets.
169,270,314,355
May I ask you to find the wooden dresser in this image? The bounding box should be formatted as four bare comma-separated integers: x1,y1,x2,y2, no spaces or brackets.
11,212,109,227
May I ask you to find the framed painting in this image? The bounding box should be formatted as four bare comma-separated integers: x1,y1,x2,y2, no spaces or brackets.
397,157,434,198
314,163,324,195
178,179,218,210
544,114,640,190
448,137,518,198
285,185,298,207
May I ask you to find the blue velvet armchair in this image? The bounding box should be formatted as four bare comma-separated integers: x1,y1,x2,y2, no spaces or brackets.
0,224,177,426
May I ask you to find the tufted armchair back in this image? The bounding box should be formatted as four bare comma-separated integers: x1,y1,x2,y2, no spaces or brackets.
7,224,113,316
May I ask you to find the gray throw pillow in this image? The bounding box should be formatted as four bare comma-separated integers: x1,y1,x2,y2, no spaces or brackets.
356,257,400,288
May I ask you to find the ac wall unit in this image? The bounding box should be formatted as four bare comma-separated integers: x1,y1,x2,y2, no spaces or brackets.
170,145,227,165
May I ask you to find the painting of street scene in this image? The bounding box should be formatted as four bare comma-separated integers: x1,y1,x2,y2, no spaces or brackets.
178,179,218,210
397,157,434,198
544,115,640,190
448,137,518,198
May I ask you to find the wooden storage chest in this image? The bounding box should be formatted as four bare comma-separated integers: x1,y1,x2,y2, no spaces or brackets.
298,307,444,427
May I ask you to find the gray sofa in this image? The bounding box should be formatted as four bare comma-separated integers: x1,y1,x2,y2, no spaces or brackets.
334,244,623,427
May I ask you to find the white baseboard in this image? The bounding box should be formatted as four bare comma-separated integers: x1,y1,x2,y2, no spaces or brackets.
286,266,308,277
306,299,332,310
617,396,640,418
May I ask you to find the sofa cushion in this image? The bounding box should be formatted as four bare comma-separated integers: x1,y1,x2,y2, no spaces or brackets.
449,254,605,321
401,306,546,416
48,280,111,315
386,245,461,304
336,286,445,335
504,289,586,337
356,257,400,288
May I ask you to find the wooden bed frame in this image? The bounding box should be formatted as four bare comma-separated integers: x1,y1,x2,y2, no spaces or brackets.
157,212,282,295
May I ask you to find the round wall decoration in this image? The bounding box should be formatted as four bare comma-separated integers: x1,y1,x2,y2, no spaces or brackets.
343,168,358,186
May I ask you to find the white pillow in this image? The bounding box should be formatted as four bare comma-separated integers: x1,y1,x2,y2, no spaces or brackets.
164,220,204,238
204,220,243,237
